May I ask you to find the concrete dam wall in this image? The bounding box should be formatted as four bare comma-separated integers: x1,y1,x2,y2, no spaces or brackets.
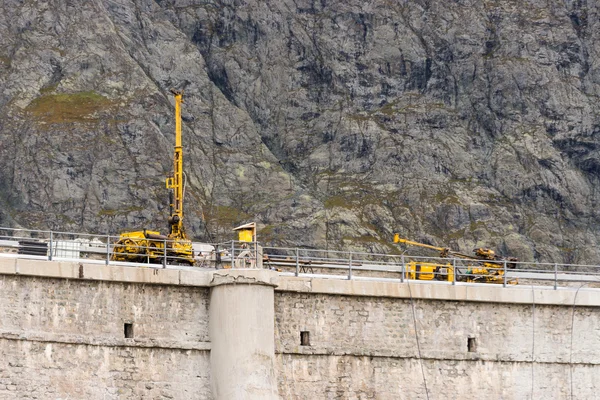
1,258,599,399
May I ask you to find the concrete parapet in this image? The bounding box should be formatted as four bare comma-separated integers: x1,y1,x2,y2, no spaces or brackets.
0,257,214,286
17,259,80,278
277,276,600,307
81,263,181,284
179,268,212,286
3,255,600,308
0,257,16,274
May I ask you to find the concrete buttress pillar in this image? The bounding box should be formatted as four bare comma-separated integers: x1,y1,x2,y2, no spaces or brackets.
209,269,280,399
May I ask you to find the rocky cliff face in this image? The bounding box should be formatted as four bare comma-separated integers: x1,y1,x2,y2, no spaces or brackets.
1,0,599,264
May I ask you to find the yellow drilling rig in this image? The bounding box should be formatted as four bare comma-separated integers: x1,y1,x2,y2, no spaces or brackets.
111,90,194,265
393,234,518,284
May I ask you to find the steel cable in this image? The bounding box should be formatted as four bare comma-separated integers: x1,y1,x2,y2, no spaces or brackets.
569,283,587,400
530,285,536,399
407,280,430,400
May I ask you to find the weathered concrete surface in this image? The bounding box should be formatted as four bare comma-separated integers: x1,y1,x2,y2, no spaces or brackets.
0,258,212,399
2,257,600,399
275,354,600,400
209,270,279,399
0,338,211,400
0,273,210,345
275,291,600,362
274,288,600,399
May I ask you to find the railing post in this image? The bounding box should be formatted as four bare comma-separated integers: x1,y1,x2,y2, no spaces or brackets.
503,260,507,287
163,239,167,268
254,241,258,269
48,231,53,261
401,255,405,282
231,241,235,268
554,263,558,290
295,248,299,277
348,252,353,280
452,258,456,285
106,234,110,265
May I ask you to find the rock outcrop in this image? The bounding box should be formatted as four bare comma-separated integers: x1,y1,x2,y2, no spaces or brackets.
1,0,599,263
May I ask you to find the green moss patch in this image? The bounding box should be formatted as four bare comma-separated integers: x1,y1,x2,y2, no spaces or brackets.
26,91,112,123
208,205,251,227
0,56,10,68
98,206,144,217
324,195,354,209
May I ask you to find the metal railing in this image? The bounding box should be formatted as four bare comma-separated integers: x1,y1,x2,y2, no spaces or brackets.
263,247,600,287
2,226,600,289
0,227,264,269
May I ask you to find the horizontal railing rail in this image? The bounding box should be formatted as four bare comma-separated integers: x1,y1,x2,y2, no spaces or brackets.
1,226,600,288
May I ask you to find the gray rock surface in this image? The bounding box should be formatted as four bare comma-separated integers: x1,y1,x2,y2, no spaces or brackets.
1,0,599,263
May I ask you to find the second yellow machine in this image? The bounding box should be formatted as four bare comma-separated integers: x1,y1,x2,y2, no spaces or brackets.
393,234,517,284
111,90,194,265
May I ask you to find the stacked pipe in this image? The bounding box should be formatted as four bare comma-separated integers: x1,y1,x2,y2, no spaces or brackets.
18,240,48,256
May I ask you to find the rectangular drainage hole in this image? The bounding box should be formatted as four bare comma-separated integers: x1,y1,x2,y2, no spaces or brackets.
300,331,310,346
124,323,134,339
467,337,477,352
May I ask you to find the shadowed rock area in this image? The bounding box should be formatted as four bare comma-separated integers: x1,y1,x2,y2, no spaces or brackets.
0,0,599,264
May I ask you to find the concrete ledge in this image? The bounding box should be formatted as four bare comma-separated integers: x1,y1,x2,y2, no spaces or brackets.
17,259,80,279
0,329,211,351
276,276,600,307
0,257,16,274
179,269,212,286
82,263,181,284
0,257,212,286
1,258,278,289
275,350,598,366
4,256,600,307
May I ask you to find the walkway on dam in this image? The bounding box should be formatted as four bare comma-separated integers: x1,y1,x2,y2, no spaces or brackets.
1,226,600,290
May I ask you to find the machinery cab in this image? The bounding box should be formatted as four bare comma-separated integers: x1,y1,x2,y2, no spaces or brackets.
406,261,454,282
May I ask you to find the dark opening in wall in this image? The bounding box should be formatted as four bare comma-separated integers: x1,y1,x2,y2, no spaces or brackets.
124,323,134,339
467,337,477,352
300,331,310,346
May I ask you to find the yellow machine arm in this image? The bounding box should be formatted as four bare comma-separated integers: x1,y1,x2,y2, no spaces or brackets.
394,233,518,270
393,233,474,259
166,89,186,240
393,233,448,253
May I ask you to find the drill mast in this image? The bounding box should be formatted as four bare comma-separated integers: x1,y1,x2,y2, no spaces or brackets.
166,89,186,240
